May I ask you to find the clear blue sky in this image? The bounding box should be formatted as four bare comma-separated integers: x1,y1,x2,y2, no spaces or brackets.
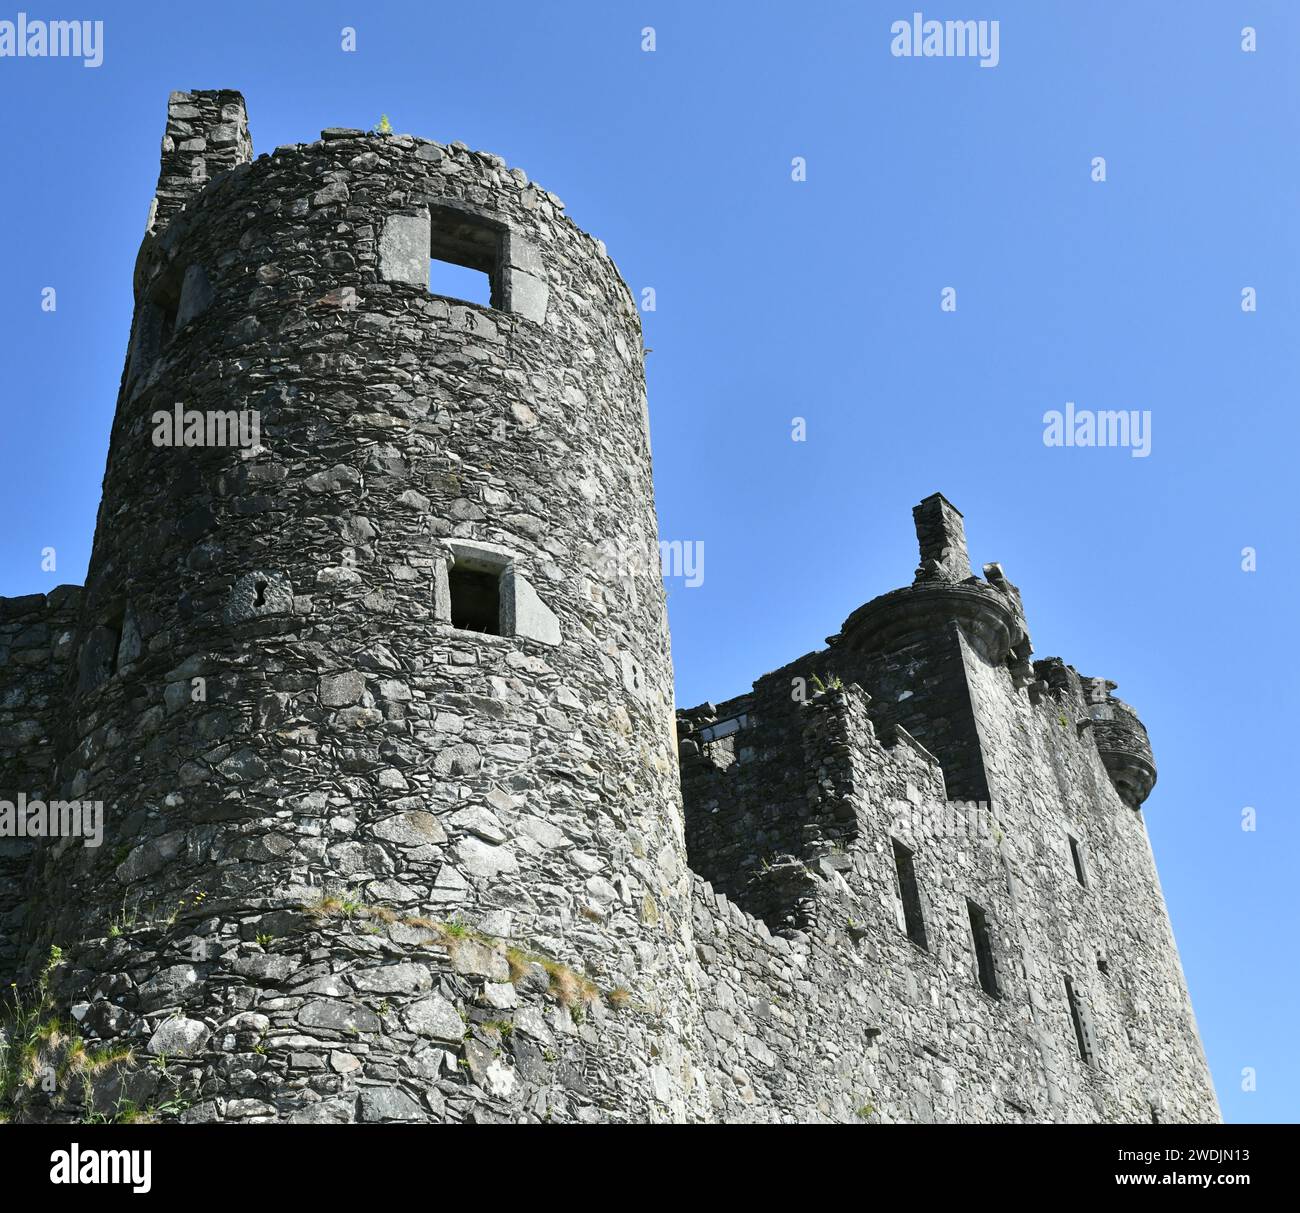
0,1,1294,1123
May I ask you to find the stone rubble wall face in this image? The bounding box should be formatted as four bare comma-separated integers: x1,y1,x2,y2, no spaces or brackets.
0,92,1218,1126
685,648,1219,1123
8,123,700,1123
689,683,1037,1123
960,644,1219,1123
0,587,82,984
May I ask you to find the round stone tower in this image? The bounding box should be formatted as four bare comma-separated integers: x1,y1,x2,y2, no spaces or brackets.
19,91,699,1123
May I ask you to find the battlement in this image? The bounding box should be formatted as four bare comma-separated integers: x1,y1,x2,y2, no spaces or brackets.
678,499,1162,915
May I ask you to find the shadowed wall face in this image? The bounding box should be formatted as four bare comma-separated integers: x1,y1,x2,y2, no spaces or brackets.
0,586,81,984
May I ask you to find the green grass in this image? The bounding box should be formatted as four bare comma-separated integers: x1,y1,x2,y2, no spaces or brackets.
1,946,138,1123
305,896,613,1015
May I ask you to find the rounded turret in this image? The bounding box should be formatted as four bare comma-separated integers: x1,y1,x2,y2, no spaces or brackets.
1083,679,1158,808
18,92,697,1123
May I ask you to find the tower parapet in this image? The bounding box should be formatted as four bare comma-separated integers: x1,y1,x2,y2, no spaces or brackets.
831,495,1033,801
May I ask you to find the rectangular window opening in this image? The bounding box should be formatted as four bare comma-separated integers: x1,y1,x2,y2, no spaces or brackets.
891,838,927,951
428,207,502,308
448,565,501,635
1067,834,1088,887
967,899,1000,998
698,713,750,743
1064,975,1096,1067
428,258,493,307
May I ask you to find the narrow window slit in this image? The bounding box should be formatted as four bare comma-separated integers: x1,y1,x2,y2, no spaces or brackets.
159,299,179,346
1064,975,1097,1066
967,899,1000,997
105,606,125,675
1068,834,1088,887
891,838,927,950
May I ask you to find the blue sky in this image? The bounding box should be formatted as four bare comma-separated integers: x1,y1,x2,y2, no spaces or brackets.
0,1,1295,1123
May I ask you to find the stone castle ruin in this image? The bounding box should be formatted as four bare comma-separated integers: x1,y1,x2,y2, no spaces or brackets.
0,91,1218,1123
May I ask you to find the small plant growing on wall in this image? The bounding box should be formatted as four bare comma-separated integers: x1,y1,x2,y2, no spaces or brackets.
810,672,844,694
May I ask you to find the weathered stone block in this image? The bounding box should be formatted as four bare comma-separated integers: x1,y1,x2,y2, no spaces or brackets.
378,210,430,285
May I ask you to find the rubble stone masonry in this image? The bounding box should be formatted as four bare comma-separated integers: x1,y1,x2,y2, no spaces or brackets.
0,93,1218,1124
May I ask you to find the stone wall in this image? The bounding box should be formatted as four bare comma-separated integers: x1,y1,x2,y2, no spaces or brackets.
146,90,252,237
0,586,81,985
2,90,699,1123
685,669,1218,1122
0,90,1218,1125
679,502,1220,1123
